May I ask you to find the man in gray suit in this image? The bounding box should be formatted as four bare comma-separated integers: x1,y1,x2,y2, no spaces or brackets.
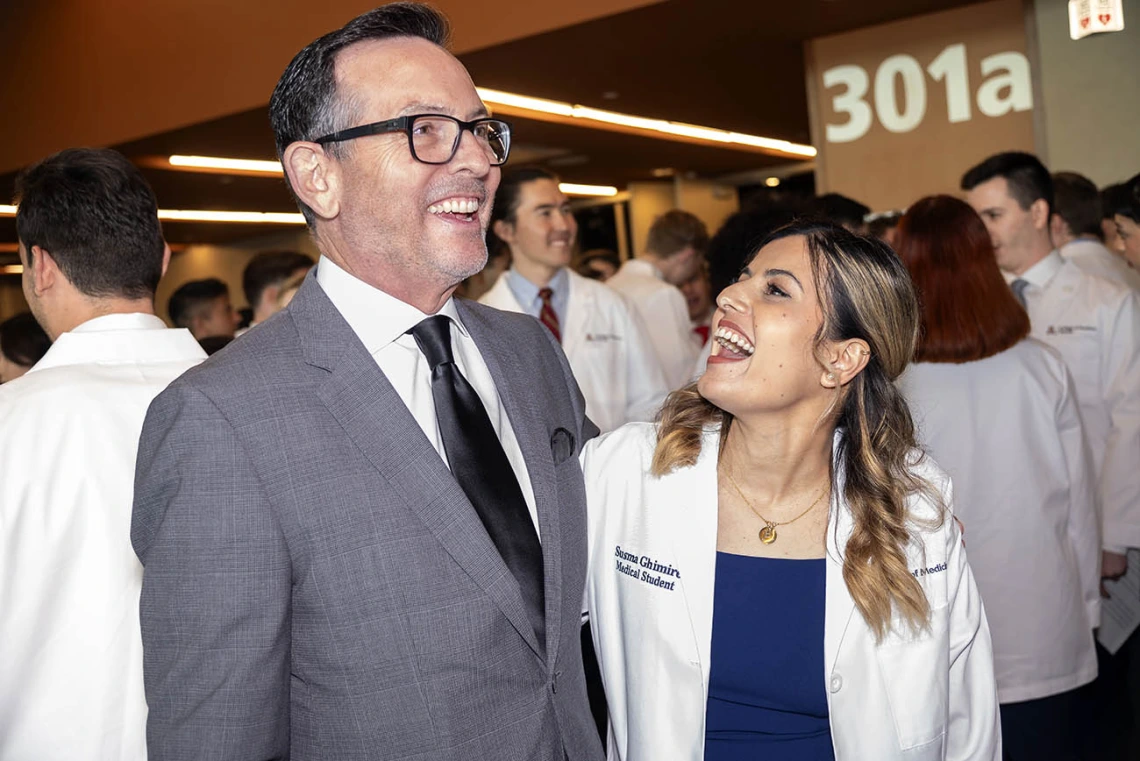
130,5,605,760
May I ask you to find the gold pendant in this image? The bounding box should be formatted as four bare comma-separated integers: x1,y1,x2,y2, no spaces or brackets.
759,524,777,544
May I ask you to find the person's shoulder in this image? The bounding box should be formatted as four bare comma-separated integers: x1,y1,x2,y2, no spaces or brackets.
585,421,658,461
166,309,302,400
1060,258,1134,306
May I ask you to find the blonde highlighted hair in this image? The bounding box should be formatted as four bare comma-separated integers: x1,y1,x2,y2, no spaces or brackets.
653,222,942,639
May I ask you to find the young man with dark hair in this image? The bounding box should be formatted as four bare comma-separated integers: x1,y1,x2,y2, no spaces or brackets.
1051,171,1140,289
240,250,315,330
0,147,205,760
167,277,240,342
607,209,707,388
480,166,668,432
131,5,604,760
963,150,1140,761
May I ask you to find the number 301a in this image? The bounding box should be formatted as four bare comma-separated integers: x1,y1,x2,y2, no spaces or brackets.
822,44,1033,144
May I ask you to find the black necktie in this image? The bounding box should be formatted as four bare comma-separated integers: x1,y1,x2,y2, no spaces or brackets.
409,315,545,650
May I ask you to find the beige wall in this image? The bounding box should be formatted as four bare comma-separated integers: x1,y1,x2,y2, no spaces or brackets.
1032,0,1140,185
627,178,740,258
156,230,319,324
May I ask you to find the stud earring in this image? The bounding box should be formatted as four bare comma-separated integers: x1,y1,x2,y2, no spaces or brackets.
826,372,837,382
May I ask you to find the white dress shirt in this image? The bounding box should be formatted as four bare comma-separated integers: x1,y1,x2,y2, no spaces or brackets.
899,340,1099,703
316,256,539,534
0,313,206,761
606,259,699,390
1016,251,1140,550
1060,237,1140,291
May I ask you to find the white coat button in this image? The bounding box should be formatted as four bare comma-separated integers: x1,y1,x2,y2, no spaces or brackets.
830,673,843,693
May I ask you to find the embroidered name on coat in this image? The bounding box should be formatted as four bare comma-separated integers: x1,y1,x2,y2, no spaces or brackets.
615,545,679,590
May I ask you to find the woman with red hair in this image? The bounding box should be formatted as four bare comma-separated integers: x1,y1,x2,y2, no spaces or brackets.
896,195,1099,761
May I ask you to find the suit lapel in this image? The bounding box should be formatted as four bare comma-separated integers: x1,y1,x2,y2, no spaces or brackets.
290,277,544,659
457,299,563,667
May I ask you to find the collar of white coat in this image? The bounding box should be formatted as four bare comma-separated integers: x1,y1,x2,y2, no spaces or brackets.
316,254,469,356
1016,249,1064,289
504,265,569,310
622,258,665,281
29,312,205,372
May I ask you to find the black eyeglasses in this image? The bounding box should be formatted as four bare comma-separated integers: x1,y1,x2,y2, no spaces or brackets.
314,113,512,166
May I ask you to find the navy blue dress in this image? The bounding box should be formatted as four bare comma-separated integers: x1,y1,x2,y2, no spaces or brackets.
704,552,835,760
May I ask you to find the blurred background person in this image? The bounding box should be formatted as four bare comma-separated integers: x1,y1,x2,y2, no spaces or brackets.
0,312,50,383
896,195,1099,761
1107,172,1140,269
814,192,870,233
574,248,621,282
608,210,707,389
678,260,714,348
1052,171,1140,289
482,167,668,432
0,147,206,761
167,277,240,344
866,210,903,247
239,250,314,334
1100,182,1128,256
962,152,1140,588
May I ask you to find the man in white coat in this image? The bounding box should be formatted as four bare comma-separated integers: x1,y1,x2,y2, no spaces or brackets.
1051,171,1140,290
964,151,1140,751
481,167,669,432
0,148,206,761
606,210,705,390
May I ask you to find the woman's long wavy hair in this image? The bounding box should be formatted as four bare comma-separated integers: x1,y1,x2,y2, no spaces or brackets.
652,221,942,639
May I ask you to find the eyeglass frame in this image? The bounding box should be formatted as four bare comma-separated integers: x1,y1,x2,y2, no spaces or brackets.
312,113,512,166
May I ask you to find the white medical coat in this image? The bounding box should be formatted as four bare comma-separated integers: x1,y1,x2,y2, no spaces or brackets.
606,260,699,391
0,313,206,760
900,340,1099,703
582,423,1000,761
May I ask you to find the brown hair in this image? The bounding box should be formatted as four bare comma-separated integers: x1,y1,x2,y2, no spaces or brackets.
645,210,709,258
894,195,1029,364
653,222,940,639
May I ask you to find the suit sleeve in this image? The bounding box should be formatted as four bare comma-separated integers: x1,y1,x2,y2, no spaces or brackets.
1056,363,1103,627
1099,290,1140,549
942,478,1002,761
131,383,291,761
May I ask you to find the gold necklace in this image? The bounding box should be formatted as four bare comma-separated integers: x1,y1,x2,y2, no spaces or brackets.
724,468,829,545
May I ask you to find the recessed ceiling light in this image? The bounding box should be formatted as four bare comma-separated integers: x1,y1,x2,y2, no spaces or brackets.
765,177,781,187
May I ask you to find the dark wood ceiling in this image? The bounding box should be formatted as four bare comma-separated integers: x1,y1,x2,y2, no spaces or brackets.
0,0,982,256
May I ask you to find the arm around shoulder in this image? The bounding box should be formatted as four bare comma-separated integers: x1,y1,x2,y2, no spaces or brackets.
132,382,291,761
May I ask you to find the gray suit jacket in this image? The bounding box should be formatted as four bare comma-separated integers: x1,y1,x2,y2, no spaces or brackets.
131,275,605,761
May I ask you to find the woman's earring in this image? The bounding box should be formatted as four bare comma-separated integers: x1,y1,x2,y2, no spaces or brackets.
826,371,837,383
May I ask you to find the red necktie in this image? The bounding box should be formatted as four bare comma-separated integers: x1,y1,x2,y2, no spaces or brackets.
538,287,561,343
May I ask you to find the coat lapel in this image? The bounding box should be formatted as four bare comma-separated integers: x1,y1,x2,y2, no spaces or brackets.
456,299,563,668
561,272,591,359
290,277,544,659
824,433,858,675
665,428,721,687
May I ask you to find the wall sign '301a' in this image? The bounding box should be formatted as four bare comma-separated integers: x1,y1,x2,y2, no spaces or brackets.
822,43,1033,144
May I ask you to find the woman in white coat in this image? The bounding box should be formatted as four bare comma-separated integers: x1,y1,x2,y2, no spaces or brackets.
895,196,1099,761
583,222,1000,761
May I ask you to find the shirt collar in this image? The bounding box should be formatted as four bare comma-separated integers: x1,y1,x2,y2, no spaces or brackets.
1018,250,1064,289
315,255,467,356
70,312,168,333
505,266,568,307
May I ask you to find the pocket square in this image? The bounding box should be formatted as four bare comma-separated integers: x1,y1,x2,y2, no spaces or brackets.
550,427,575,464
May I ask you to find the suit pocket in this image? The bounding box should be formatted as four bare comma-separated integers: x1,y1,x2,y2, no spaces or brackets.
876,605,949,750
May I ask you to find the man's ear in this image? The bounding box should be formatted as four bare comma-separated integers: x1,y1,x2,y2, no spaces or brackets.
282,142,341,222
160,242,172,278
29,245,59,296
1030,198,1051,232
820,338,872,389
492,219,516,246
